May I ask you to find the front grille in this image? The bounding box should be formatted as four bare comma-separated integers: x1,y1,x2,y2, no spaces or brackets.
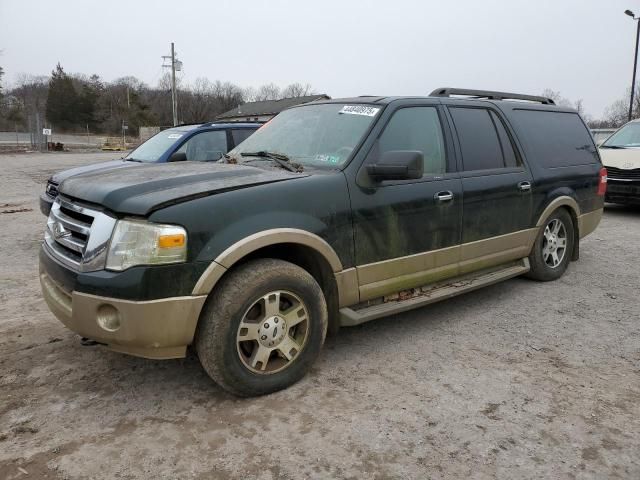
44,197,117,272
606,166,640,181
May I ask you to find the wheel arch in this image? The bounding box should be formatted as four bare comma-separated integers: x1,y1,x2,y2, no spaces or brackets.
534,195,581,261
192,229,356,334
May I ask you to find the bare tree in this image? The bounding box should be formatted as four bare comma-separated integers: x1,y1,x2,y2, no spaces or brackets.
596,85,640,128
254,83,281,101
281,82,314,98
178,79,244,123
242,86,257,103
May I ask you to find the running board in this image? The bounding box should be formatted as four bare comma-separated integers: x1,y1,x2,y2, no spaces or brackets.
339,258,530,327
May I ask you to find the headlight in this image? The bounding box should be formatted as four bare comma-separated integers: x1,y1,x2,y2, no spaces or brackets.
106,219,187,271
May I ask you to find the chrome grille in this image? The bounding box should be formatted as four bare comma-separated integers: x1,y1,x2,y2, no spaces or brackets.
606,166,640,181
44,197,117,272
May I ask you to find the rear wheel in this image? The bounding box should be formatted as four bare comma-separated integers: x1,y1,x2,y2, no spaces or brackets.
195,258,327,396
526,209,575,281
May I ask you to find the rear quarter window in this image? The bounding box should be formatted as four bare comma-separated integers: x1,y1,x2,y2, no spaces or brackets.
512,110,598,168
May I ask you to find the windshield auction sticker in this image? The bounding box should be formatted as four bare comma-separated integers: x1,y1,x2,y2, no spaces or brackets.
339,105,380,116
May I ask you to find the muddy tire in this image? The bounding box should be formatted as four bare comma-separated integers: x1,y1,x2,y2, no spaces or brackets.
195,258,327,397
526,209,575,282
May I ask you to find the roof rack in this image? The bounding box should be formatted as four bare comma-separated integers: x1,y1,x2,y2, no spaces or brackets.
429,88,555,105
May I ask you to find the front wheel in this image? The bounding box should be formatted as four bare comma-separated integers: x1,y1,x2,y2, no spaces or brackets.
195,258,327,396
526,209,575,281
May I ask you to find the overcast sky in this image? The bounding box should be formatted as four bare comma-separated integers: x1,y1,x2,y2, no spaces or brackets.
0,0,637,118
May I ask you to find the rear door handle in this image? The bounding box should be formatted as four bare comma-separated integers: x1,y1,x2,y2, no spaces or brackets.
518,181,532,192
434,191,454,202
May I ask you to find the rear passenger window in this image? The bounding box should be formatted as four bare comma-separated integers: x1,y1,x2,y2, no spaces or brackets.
450,107,513,171
512,110,598,168
231,129,255,147
378,107,446,175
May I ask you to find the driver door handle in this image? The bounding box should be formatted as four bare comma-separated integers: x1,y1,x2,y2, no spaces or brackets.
434,191,454,202
518,181,532,192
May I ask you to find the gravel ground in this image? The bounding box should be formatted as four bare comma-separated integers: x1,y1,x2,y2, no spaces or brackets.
0,152,639,480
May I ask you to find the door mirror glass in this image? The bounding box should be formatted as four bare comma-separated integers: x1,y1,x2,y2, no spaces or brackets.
366,150,424,181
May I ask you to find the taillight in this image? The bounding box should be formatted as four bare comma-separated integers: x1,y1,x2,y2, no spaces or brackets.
597,167,607,196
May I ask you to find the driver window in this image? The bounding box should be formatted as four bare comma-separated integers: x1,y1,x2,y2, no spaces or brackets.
379,107,446,175
176,130,228,161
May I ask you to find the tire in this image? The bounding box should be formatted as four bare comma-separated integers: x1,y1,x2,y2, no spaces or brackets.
195,258,327,396
526,209,575,282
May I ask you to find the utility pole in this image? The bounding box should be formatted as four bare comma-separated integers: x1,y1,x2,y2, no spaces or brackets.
162,42,182,126
171,42,177,126
625,10,640,121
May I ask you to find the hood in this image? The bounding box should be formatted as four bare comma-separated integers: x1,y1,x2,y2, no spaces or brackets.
58,161,306,216
51,159,135,184
599,147,640,169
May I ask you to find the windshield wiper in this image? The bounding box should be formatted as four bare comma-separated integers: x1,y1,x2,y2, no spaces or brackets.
240,151,303,173
125,158,143,162
599,145,625,149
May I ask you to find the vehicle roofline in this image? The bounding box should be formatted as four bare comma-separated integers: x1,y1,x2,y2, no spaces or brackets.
288,96,581,112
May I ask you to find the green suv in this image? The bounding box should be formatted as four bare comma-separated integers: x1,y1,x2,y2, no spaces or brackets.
39,88,605,396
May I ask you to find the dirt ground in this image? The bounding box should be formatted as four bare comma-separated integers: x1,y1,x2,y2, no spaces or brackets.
0,151,639,480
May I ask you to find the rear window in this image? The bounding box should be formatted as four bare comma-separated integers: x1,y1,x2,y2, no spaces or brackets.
512,110,598,168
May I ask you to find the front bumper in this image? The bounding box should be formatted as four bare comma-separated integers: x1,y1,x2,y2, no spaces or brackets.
605,180,640,205
39,251,207,359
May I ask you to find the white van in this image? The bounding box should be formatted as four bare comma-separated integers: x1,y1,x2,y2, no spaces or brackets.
599,119,640,205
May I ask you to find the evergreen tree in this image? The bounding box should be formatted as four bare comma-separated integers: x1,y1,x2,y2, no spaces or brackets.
46,63,80,130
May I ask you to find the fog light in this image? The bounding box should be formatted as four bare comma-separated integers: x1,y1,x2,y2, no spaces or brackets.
96,304,121,332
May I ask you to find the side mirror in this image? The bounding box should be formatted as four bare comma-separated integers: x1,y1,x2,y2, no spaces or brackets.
366,150,424,181
168,151,187,162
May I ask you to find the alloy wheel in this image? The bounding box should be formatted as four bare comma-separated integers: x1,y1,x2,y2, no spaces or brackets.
542,218,567,268
236,290,309,374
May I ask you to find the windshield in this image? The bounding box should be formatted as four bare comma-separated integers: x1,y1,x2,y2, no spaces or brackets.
602,122,640,148
126,128,194,162
228,103,381,168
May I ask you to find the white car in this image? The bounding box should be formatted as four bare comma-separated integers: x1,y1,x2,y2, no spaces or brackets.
599,120,640,205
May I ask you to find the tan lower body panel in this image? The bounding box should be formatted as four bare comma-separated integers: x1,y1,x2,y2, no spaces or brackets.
334,268,359,307
356,228,538,302
40,273,207,359
341,259,530,326
578,208,603,239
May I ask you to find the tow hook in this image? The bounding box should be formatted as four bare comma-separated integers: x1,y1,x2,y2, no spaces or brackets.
80,337,104,346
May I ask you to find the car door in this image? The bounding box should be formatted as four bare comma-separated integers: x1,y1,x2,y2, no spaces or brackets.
445,104,533,275
349,103,463,301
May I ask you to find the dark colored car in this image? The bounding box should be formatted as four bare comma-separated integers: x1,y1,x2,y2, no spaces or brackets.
39,89,605,396
39,122,260,215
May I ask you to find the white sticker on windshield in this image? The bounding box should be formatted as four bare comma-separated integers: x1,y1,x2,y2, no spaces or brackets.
167,134,183,139
339,105,380,117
